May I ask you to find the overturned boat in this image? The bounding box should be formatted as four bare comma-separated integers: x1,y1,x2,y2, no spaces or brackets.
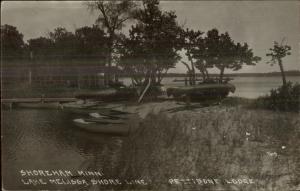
62,100,99,109
166,83,236,101
73,118,131,135
75,87,138,102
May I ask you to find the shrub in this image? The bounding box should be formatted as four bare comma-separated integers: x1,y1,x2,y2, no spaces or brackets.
253,82,300,112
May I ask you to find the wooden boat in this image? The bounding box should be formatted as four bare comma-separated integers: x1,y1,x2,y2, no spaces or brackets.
166,83,236,101
84,118,125,124
89,112,127,120
16,102,62,109
73,118,130,134
89,112,105,118
75,85,165,102
62,100,99,109
75,87,138,102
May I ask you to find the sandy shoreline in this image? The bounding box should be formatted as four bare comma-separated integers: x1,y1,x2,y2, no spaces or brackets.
101,100,230,119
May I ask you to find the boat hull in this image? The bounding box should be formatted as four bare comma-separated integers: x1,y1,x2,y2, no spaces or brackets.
167,83,236,101
75,88,138,102
73,119,130,135
62,101,98,109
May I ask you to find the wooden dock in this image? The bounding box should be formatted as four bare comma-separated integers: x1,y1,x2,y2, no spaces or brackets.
1,97,77,103
1,98,77,109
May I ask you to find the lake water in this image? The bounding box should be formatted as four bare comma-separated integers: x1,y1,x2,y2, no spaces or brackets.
227,76,300,98
122,76,300,98
2,109,128,190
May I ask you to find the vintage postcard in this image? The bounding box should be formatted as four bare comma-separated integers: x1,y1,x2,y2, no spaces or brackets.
1,1,300,190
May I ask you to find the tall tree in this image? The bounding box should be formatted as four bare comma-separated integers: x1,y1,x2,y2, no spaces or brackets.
204,29,261,83
266,40,291,86
48,27,77,59
75,25,107,59
119,0,182,86
1,24,25,58
180,28,203,85
86,0,137,82
27,26,108,60
192,37,214,82
184,29,216,83
27,37,54,58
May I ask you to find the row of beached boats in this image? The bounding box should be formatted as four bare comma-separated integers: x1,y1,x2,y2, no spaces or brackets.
72,110,135,135
74,83,236,102
12,83,235,109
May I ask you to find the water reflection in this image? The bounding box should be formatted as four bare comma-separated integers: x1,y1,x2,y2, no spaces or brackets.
2,109,127,190
122,76,300,99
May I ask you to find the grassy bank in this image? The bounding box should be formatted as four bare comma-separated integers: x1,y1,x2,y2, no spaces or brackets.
115,107,299,191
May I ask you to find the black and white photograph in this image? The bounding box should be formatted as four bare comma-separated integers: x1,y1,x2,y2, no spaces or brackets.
1,1,300,190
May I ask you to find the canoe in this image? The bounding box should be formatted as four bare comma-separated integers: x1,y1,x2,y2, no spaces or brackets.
89,112,127,120
84,118,125,124
62,101,99,109
16,102,62,109
89,112,105,118
73,118,130,134
167,83,236,101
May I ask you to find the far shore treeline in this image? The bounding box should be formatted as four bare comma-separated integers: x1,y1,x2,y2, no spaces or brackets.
1,25,108,62
128,70,300,78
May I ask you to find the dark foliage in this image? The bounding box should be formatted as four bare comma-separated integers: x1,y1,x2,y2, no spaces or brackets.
1,24,25,58
86,0,138,82
119,0,182,86
254,82,300,112
266,41,292,86
1,24,109,61
201,29,261,83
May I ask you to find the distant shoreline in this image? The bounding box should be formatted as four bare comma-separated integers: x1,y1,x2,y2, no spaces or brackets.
117,70,300,78
162,70,300,78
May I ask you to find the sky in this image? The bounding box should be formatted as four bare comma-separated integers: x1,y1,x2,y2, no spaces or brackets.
1,1,300,73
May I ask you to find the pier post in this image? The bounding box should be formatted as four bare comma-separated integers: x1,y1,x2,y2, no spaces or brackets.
28,70,32,85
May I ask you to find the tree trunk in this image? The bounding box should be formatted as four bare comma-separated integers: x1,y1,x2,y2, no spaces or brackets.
181,61,193,85
278,59,289,111
278,59,287,86
107,47,112,82
28,70,32,85
157,69,168,85
190,61,196,85
106,34,114,85
205,69,210,81
115,74,119,82
219,66,225,83
199,69,206,82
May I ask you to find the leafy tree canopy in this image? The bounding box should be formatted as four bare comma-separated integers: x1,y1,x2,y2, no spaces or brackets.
87,0,137,35
266,40,291,86
1,24,25,58
27,37,54,57
119,0,182,85
75,25,108,58
26,26,108,60
266,41,291,66
201,29,261,82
